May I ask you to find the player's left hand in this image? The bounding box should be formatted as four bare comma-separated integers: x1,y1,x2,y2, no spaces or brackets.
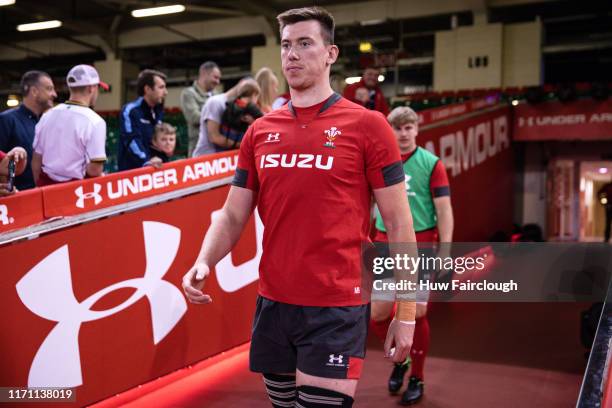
384,319,415,363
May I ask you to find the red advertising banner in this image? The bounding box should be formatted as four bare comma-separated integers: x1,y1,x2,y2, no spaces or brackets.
513,99,612,141
0,185,261,407
42,151,238,218
0,188,44,234
418,96,500,127
419,106,514,241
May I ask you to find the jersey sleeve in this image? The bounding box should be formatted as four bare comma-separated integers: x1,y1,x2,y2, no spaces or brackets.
86,119,107,163
430,159,450,198
362,110,403,189
231,124,259,191
32,120,43,155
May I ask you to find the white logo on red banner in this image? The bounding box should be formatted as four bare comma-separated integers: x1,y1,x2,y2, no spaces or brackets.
0,204,14,225
74,184,103,208
215,209,263,292
15,221,186,388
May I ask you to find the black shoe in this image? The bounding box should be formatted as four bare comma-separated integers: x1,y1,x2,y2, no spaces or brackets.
400,376,424,405
388,361,410,394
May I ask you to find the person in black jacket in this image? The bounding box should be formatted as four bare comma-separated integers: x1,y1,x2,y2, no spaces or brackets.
148,123,176,168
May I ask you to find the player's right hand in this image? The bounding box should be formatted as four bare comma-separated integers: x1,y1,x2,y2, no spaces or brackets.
182,262,212,304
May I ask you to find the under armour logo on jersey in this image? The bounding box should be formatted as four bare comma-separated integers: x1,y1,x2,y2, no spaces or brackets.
75,184,103,208
328,354,344,364
15,221,186,387
405,174,416,197
324,127,341,148
265,133,280,143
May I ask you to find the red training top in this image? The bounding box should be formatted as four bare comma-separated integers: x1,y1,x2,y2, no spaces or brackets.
343,80,390,116
232,94,403,306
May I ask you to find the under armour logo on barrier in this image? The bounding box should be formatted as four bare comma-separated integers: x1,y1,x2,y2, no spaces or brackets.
74,184,103,208
329,354,344,364
15,221,187,388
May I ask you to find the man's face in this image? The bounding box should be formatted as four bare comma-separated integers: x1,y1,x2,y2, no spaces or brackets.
153,132,176,156
281,20,337,91
146,75,168,105
201,67,221,92
392,122,418,153
32,75,57,111
362,68,379,89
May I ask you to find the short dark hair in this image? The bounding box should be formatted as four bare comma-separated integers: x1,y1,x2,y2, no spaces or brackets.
277,6,335,45
199,61,219,73
20,70,50,96
136,69,166,96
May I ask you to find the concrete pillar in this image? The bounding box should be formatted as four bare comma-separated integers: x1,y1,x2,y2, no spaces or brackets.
434,20,542,92
502,21,542,87
251,38,286,94
94,57,139,111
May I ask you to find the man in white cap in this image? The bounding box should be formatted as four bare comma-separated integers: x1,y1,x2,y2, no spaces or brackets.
32,64,109,186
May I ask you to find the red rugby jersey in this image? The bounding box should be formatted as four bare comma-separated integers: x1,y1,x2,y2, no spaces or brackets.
232,94,403,306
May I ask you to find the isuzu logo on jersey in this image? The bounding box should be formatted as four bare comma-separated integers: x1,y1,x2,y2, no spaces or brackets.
259,154,334,170
75,184,103,208
15,221,186,388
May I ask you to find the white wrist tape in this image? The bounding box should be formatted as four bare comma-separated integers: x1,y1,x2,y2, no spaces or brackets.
395,319,416,325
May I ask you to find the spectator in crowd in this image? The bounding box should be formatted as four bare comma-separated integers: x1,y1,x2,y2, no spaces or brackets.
0,70,56,190
343,66,389,115
31,65,108,186
180,61,221,156
118,69,167,170
0,147,27,196
192,78,258,156
371,106,453,405
148,122,177,168
599,181,612,243
255,67,279,113
217,82,263,150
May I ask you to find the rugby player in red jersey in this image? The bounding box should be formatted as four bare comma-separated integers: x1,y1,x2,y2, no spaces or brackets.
183,7,417,407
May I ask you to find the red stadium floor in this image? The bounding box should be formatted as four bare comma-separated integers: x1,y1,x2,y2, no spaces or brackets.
92,303,587,407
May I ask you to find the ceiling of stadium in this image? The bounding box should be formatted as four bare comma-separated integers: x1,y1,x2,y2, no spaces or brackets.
0,0,610,92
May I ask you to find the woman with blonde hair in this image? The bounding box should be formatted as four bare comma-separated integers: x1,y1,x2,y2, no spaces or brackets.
255,67,279,114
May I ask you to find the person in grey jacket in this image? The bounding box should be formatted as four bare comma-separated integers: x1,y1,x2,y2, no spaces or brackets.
180,61,221,156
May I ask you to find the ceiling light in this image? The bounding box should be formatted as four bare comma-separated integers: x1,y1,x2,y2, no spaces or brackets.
17,20,62,32
599,168,609,174
345,76,361,85
0,0,16,6
360,19,385,26
359,42,372,53
511,99,519,106
132,5,186,18
378,75,385,82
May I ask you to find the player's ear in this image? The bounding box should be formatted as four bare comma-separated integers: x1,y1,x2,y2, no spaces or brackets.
326,44,339,66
